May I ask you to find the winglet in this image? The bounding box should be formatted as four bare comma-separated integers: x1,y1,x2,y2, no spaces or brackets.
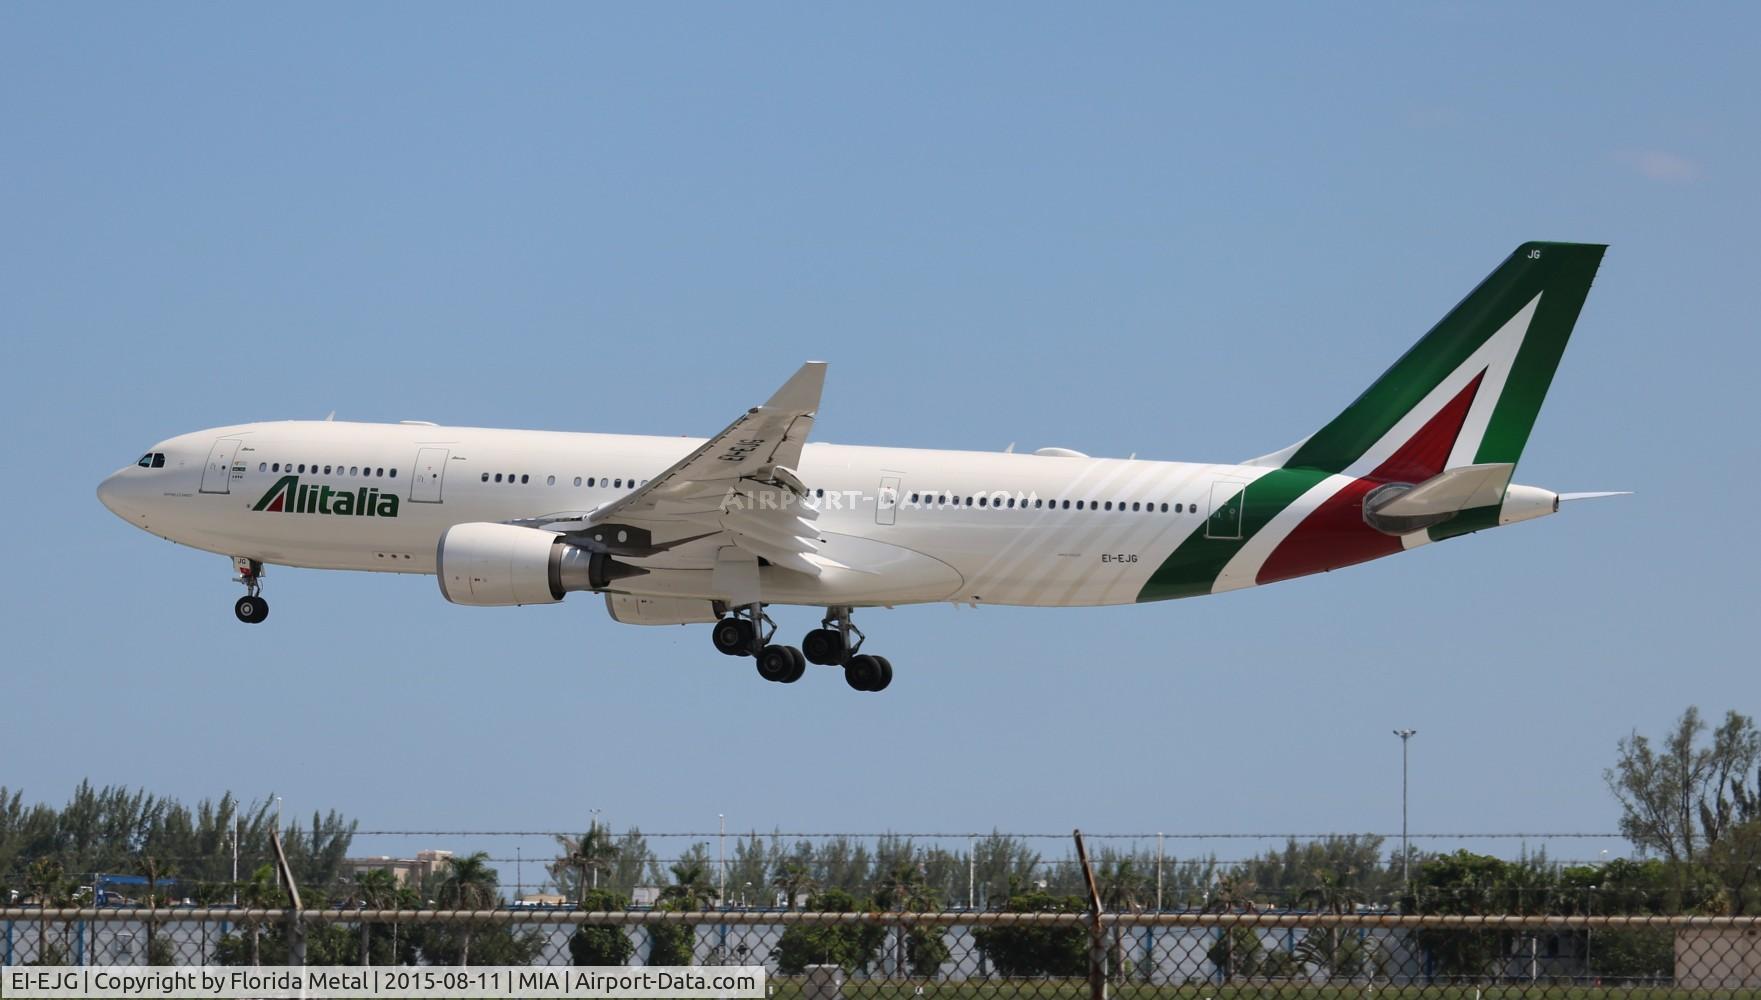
764,362,827,414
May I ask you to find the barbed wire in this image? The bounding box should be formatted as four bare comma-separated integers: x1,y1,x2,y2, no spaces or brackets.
354,830,1627,839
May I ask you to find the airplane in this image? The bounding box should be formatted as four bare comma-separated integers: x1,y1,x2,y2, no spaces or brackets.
99,242,1620,693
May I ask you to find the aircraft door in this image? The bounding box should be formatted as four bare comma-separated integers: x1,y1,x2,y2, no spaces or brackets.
876,475,901,526
410,447,449,503
1205,479,1247,540
200,439,242,494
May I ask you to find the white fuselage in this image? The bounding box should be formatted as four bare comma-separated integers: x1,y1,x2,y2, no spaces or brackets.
98,420,1265,609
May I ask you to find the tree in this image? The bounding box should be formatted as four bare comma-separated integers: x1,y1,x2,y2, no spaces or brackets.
1097,858,1148,984
772,861,817,911
1296,871,1365,979
434,852,499,966
24,858,70,965
1606,707,1761,864
772,889,884,975
235,864,282,967
875,861,937,977
568,890,634,966
971,891,1088,978
1207,927,1263,983
553,823,618,904
348,868,401,966
658,852,718,912
1205,873,1258,913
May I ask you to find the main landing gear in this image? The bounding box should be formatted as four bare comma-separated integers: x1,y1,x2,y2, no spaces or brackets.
711,605,892,692
232,557,269,624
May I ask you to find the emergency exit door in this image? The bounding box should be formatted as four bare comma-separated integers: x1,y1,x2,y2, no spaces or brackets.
410,448,449,503
200,439,241,494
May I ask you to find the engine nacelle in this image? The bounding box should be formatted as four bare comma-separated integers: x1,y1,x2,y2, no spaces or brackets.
436,522,643,607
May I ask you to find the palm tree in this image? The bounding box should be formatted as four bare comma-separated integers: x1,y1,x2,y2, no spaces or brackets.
1205,873,1258,913
24,858,70,965
554,823,618,905
350,869,401,966
134,855,172,965
435,852,500,967
1098,859,1148,984
1296,872,1365,980
875,862,936,978
236,864,282,967
771,862,817,911
658,858,717,912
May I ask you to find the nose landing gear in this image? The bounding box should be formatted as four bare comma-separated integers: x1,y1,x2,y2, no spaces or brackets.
232,557,268,624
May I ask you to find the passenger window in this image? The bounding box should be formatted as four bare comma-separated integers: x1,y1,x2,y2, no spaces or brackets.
297,464,305,473
589,478,598,487
614,478,623,488
520,474,529,484
389,469,397,478
376,468,384,477
1076,501,1084,510
259,462,267,472
1161,503,1169,513
324,465,332,475
494,473,503,483
1132,502,1140,511
482,473,489,482
574,477,582,487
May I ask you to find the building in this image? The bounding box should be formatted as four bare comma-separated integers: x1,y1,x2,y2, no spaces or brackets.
343,849,454,888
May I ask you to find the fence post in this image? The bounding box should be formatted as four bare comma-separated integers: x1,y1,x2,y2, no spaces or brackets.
1074,829,1107,1000
270,828,305,965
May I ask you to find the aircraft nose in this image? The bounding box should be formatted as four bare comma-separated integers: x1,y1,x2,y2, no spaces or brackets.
97,470,130,518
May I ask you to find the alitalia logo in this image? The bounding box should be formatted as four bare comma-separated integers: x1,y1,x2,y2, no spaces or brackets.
252,475,400,517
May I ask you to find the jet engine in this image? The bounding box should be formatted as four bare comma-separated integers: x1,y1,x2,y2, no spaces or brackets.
436,522,643,607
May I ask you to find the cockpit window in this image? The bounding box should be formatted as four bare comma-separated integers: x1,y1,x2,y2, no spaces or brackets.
137,452,166,468
137,454,152,467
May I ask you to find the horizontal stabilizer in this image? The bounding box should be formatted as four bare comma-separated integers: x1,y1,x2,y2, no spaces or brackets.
1372,463,1515,518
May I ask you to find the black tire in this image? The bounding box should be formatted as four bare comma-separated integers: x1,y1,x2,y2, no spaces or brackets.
801,628,845,666
783,645,807,683
712,618,754,656
870,655,893,692
756,644,797,682
844,654,881,692
234,596,267,624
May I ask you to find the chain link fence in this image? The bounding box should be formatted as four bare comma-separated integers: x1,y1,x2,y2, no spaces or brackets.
4,906,1758,996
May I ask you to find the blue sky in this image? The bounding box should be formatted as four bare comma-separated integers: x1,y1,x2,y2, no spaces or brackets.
3,4,1755,882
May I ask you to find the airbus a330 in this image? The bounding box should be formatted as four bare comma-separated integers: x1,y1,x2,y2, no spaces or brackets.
99,242,1620,692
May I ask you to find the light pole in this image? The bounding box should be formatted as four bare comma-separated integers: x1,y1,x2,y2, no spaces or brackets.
718,814,726,907
1393,730,1417,889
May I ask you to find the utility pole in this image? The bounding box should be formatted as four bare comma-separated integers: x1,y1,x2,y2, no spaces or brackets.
717,814,726,906
1156,832,1165,912
1393,730,1417,889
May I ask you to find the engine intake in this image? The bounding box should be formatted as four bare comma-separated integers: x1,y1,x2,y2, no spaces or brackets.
436,522,644,607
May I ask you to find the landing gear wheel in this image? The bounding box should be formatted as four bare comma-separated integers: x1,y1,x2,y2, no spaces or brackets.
845,654,883,692
869,655,893,692
234,596,268,624
757,645,802,683
802,628,846,666
713,618,755,656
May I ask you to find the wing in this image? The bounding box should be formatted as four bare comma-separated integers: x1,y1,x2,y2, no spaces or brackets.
526,362,829,577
